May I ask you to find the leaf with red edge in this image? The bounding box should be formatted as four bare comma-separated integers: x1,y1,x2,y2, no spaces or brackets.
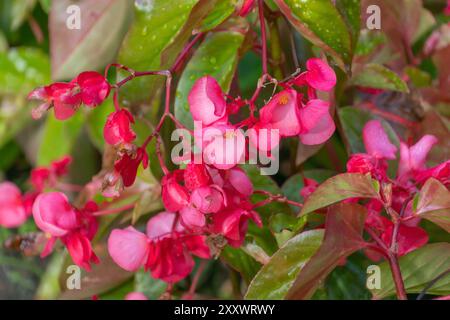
286,202,368,299
415,178,450,232
300,173,380,216
50,0,133,80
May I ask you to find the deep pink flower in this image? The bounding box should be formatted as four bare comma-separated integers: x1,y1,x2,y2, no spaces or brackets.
188,76,227,126
28,71,110,120
190,185,225,214
0,182,29,228
226,167,254,197
248,122,280,152
114,147,149,188
300,178,319,200
346,153,388,181
103,109,136,146
445,0,450,15
415,160,450,186
32,192,99,270
31,156,72,191
363,120,397,160
380,224,429,257
294,58,337,92
183,163,211,191
298,99,335,145
180,206,207,229
76,71,110,107
211,207,262,247
237,0,255,16
259,89,301,137
161,170,190,212
397,135,438,179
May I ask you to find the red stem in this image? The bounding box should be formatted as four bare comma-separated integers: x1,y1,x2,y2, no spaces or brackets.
258,0,268,75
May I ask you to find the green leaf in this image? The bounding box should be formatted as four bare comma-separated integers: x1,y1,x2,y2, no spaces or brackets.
175,31,245,129
10,0,37,31
338,106,400,155
39,0,51,13
198,0,236,32
50,0,133,80
371,243,450,299
117,0,199,104
300,173,380,216
0,47,50,95
221,246,262,284
134,269,167,299
415,178,450,232
350,63,409,93
404,66,432,88
37,112,85,166
335,0,361,50
245,230,324,299
274,0,352,70
287,202,368,299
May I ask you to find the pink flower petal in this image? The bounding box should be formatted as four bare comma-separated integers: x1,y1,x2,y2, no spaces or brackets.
0,182,28,228
125,292,148,300
298,99,335,145
303,58,337,91
180,206,206,229
259,89,301,137
108,227,149,272
32,192,79,237
227,167,253,197
363,120,397,159
146,212,183,240
188,76,227,126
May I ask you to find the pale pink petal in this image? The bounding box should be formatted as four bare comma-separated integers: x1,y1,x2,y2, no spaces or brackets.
108,227,149,271
146,212,183,240
363,120,397,159
298,99,335,145
409,135,438,170
227,168,253,197
188,76,227,126
0,182,28,228
180,206,206,229
125,292,148,300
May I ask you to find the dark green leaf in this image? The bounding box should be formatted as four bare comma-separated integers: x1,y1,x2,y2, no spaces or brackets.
274,0,352,70
134,269,167,299
335,0,361,50
221,246,262,284
198,0,236,32
245,230,324,299
117,0,199,104
371,243,450,298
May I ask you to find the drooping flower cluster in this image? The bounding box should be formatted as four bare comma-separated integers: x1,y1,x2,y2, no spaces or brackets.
28,71,110,120
347,120,449,259
32,192,99,270
0,156,72,228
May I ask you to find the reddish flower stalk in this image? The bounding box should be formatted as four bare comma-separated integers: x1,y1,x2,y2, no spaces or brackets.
253,189,304,208
258,0,268,75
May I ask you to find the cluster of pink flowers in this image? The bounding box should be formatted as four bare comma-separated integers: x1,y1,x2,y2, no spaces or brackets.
28,71,110,120
0,156,71,228
347,120,449,259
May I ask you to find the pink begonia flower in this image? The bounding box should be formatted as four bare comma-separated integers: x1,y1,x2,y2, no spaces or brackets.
363,120,397,160
30,156,72,191
28,71,110,120
201,123,246,170
190,185,225,214
76,71,110,107
381,224,429,257
298,99,335,145
248,122,280,152
226,167,253,197
125,292,148,300
0,182,29,228
237,0,255,17
346,153,389,181
188,76,227,126
397,135,438,178
445,0,450,15
183,163,212,191
108,227,150,272
103,109,136,146
32,192,99,270
180,206,206,229
161,170,190,212
211,207,262,247
259,89,301,137
415,160,450,186
295,58,337,92
299,178,319,201
32,192,79,237
115,147,149,187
